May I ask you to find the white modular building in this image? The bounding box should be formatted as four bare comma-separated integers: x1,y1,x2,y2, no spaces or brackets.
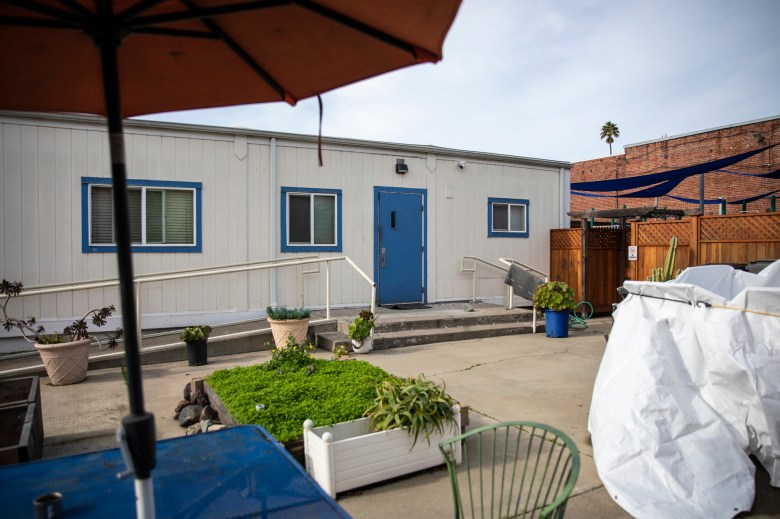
0,111,570,329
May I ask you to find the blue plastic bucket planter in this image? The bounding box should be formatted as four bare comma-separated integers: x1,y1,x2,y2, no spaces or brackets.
545,309,569,338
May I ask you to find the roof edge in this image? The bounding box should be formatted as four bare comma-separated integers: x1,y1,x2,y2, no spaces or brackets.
0,110,571,169
626,115,780,149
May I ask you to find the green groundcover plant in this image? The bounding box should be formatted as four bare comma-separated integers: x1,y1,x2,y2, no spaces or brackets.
206,351,390,443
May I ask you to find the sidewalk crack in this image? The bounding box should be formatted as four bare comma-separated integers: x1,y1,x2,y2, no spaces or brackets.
432,347,570,376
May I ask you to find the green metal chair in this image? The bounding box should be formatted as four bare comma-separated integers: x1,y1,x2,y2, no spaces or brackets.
439,421,580,519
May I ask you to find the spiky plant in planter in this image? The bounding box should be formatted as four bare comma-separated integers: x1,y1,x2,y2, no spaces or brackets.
1,279,122,385
364,374,457,447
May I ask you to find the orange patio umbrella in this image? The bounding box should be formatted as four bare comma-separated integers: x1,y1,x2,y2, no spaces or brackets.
0,1,461,516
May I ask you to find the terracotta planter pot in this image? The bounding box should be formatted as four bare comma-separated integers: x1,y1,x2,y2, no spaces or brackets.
267,318,309,348
35,338,91,385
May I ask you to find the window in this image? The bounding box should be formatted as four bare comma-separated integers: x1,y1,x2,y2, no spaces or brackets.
281,187,342,252
488,197,529,238
82,177,202,253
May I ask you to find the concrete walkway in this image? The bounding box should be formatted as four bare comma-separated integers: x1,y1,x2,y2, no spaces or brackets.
32,316,778,518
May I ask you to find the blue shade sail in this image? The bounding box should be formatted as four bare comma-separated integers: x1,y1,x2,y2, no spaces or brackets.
571,144,776,192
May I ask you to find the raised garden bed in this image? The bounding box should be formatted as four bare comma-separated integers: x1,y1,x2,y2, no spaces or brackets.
204,358,391,464
303,405,462,498
0,376,43,465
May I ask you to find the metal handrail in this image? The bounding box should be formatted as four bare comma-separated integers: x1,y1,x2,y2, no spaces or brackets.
499,258,548,333
461,256,508,305
11,255,377,336
497,258,548,280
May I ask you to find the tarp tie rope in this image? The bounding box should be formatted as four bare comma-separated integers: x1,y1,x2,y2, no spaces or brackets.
317,95,324,167
704,304,780,318
629,294,780,318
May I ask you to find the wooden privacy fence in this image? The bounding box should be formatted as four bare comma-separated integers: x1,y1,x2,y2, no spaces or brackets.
550,213,780,314
630,213,780,281
550,227,626,314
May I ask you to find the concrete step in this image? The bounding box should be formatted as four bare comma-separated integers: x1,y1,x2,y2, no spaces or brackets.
336,308,535,334
317,319,545,351
1,304,538,378
316,331,351,352
372,321,540,350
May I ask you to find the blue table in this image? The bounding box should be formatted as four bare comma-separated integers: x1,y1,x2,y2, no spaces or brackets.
0,425,350,518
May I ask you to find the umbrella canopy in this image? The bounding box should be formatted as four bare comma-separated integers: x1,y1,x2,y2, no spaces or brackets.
0,0,460,116
0,2,461,517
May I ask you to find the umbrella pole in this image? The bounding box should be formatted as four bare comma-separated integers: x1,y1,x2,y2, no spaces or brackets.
96,3,156,517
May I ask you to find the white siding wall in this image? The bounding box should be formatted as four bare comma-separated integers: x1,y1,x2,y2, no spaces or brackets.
0,113,566,327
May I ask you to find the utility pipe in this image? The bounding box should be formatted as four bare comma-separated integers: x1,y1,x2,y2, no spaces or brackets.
270,138,278,307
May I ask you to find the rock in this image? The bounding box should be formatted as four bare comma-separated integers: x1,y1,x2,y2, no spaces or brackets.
200,405,217,421
200,419,211,433
463,303,474,312
186,423,201,436
191,390,209,407
183,382,192,401
208,424,226,432
174,399,189,420
177,405,203,427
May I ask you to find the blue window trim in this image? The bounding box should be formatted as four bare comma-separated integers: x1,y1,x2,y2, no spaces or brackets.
81,177,203,253
488,197,530,238
373,186,428,303
280,187,342,253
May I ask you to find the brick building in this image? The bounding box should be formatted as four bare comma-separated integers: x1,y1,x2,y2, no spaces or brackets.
571,116,780,215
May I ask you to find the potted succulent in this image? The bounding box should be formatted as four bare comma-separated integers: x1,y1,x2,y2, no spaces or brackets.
303,374,461,497
533,281,576,338
266,306,310,348
1,279,122,385
347,309,376,354
179,325,212,366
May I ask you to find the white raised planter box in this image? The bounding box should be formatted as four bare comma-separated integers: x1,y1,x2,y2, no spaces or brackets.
303,405,461,498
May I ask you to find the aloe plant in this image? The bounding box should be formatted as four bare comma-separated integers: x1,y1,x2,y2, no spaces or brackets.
648,236,682,281
364,374,457,447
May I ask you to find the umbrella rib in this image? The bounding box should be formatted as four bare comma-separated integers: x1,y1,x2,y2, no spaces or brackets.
56,0,92,18
174,0,294,104
119,0,167,22
294,0,441,62
0,15,77,29
127,0,288,27
0,0,84,27
134,26,219,39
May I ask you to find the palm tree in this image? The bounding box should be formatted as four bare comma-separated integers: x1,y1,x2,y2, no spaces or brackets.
600,121,620,155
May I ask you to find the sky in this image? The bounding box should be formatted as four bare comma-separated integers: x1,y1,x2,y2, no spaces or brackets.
137,0,780,163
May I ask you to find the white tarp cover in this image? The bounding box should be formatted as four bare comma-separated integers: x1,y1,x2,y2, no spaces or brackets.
589,260,780,518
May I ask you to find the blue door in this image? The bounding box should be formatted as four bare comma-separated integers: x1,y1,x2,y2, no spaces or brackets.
375,188,426,305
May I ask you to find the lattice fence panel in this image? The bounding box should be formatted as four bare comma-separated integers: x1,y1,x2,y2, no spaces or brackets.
590,228,624,249
550,229,580,249
637,221,690,246
700,214,780,242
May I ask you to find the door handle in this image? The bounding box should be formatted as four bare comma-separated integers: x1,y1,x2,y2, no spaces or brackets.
380,248,386,268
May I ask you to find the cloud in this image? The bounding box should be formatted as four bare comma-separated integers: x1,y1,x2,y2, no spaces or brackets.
137,0,780,163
